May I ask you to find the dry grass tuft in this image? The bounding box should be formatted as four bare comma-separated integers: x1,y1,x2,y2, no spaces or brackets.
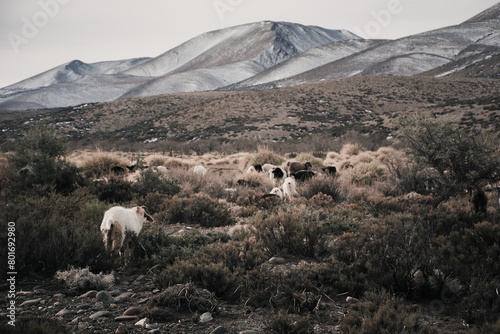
55,267,115,291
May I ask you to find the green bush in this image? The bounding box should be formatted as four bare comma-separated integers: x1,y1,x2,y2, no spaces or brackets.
397,115,500,201
164,194,234,227
253,207,329,258
7,127,83,195
134,168,181,197
0,191,108,276
89,179,135,203
333,213,432,297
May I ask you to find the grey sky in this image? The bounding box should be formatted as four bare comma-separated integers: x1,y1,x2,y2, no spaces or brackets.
1,0,498,88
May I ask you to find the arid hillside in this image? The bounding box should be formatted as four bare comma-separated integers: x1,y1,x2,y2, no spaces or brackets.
1,76,499,152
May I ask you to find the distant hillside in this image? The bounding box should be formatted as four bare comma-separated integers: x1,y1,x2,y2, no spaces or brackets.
1,76,499,151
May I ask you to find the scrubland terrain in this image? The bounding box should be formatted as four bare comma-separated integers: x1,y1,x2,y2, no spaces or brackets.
0,75,499,333
1,76,500,154
0,117,499,333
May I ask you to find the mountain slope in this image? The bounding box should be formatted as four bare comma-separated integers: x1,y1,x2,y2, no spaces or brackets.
119,21,359,98
1,3,499,111
260,18,500,88
0,21,357,110
223,39,387,90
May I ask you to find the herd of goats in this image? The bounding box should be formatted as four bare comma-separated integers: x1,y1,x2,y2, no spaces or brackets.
99,159,337,260
98,157,497,261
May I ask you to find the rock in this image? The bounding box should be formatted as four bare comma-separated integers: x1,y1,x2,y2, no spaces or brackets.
53,293,65,298
269,257,286,264
148,330,161,334
80,290,98,299
89,310,112,320
211,326,228,334
78,322,89,330
110,289,122,296
17,290,33,296
114,292,133,303
138,297,150,304
135,317,148,327
115,315,139,321
146,324,160,330
116,324,128,334
239,331,263,334
123,307,141,316
20,298,42,307
55,308,72,317
200,312,213,323
76,304,90,310
96,291,115,303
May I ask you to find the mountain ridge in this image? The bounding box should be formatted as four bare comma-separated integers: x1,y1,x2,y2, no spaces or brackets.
1,3,499,111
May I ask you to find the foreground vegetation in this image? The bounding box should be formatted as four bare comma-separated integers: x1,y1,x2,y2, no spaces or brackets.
1,118,499,333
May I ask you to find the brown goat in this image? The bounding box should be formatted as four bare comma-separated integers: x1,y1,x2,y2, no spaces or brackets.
287,161,312,175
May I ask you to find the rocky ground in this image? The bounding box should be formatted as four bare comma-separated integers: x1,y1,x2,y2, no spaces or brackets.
6,268,350,334
4,265,470,334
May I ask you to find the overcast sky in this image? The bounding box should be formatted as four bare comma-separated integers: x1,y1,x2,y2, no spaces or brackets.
1,0,498,88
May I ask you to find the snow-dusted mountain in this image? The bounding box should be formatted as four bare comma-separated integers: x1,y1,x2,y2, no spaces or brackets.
0,21,357,110
1,3,499,111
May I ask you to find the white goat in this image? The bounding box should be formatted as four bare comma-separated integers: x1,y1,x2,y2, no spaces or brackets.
283,177,299,201
193,165,207,176
154,166,169,174
100,206,147,258
262,164,278,173
270,187,284,200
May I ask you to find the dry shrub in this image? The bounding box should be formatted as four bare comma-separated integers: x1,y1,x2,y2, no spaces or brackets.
163,158,186,169
340,143,364,156
149,283,219,313
298,174,340,200
341,161,387,186
265,310,312,334
252,145,285,167
164,194,235,227
55,267,115,291
0,154,15,192
342,290,437,333
166,167,228,197
81,153,124,178
0,315,66,334
253,207,329,258
309,193,335,208
148,156,166,167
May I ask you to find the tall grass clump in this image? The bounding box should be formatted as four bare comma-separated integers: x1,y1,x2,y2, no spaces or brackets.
251,145,285,167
